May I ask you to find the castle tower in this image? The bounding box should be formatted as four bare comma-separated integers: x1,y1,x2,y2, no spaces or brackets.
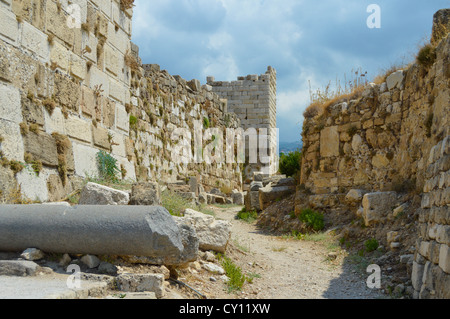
207,66,278,178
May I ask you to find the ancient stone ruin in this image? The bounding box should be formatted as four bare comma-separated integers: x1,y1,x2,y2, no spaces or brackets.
0,0,277,203
0,0,448,300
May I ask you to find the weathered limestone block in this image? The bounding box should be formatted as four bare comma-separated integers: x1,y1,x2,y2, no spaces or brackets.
79,182,129,205
412,261,425,293
345,189,367,205
439,244,450,274
92,125,111,150
23,131,59,167
47,174,73,202
386,70,404,90
232,191,245,205
116,273,165,298
178,209,231,253
362,192,398,226
0,7,19,44
320,126,339,157
54,73,80,111
129,182,161,206
245,191,260,212
0,119,24,162
65,116,92,143
0,84,22,123
46,0,74,46
259,185,296,211
21,21,49,61
20,248,45,261
0,260,40,277
21,97,45,127
50,41,70,71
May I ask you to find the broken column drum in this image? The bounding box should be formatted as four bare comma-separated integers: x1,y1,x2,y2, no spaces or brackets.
0,205,197,266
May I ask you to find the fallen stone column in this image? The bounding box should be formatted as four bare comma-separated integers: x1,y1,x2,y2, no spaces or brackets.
0,205,198,266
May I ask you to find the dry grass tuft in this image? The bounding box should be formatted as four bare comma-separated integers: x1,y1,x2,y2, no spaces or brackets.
304,68,368,120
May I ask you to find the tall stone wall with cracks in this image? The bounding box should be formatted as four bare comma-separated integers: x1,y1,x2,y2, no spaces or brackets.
295,10,449,299
0,0,245,203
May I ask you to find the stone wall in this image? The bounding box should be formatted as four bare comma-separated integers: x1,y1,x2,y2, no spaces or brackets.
208,67,278,178
300,38,449,197
296,10,449,299
128,63,243,191
0,0,244,203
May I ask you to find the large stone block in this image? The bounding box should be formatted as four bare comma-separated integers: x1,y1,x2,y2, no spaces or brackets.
15,167,50,202
129,182,161,206
386,70,404,90
0,84,22,123
50,40,70,71
116,273,165,298
79,182,129,205
65,116,92,143
0,7,19,44
21,21,49,61
70,51,86,80
89,66,110,97
362,192,397,226
72,142,100,178
81,86,95,117
46,0,74,46
177,209,231,253
104,44,121,76
92,125,111,150
54,73,80,111
320,126,339,157
0,119,24,162
115,103,129,132
46,174,73,202
23,131,59,167
245,191,261,212
259,185,296,211
439,244,450,274
411,261,425,292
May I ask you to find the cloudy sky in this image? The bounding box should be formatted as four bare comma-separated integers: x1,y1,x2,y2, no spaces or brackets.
131,0,448,143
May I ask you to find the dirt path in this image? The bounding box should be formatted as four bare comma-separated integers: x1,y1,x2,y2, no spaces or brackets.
191,205,386,299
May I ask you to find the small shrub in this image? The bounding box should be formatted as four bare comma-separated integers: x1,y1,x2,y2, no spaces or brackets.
220,255,247,292
298,208,325,232
365,239,379,253
279,149,302,180
43,98,57,115
9,160,24,175
417,44,437,69
220,185,233,196
96,150,120,182
129,115,138,131
19,123,29,135
120,0,135,10
31,160,43,176
161,190,197,217
203,117,210,129
236,208,258,223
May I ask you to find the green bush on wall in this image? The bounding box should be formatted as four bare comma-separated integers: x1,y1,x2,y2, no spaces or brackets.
96,150,120,182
